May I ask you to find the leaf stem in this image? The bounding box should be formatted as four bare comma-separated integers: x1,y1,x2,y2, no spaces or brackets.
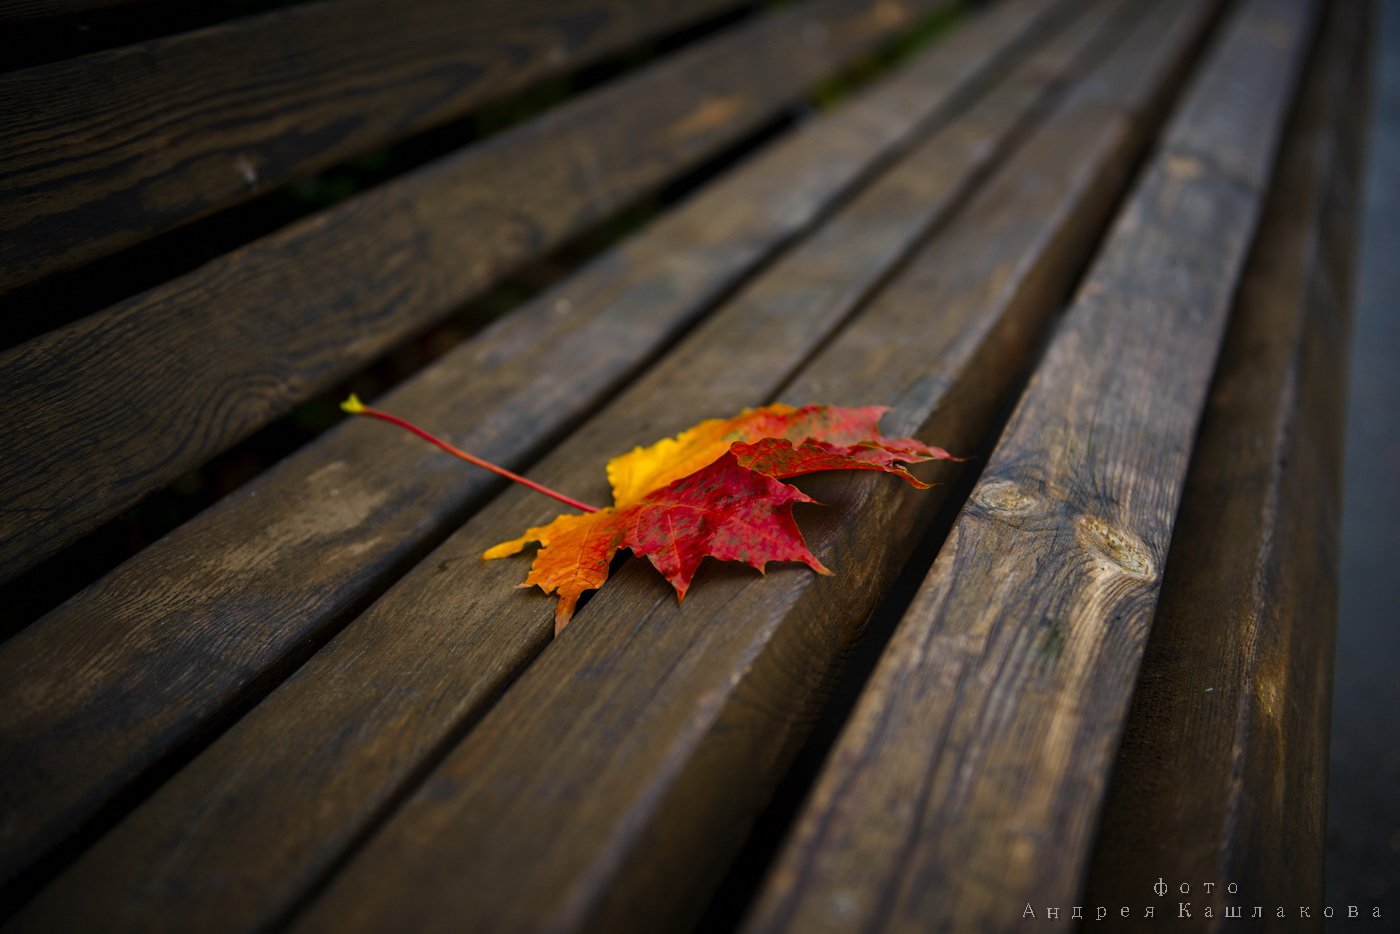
340,395,599,513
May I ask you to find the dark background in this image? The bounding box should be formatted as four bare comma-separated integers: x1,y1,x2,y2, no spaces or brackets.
1326,0,1400,923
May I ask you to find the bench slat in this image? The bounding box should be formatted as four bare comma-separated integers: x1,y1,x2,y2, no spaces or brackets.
0,0,740,296
742,1,1319,929
266,4,1217,930
0,0,1062,901
1084,0,1366,914
0,0,951,586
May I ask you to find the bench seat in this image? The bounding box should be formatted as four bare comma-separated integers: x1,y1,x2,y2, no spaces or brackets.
0,0,1368,930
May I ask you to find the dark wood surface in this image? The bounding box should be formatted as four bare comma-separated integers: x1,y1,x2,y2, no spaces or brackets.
271,3,1220,929
3,2,1099,928
1082,0,1367,925
0,0,1063,907
742,0,1319,930
0,0,739,296
0,0,1358,928
0,0,949,585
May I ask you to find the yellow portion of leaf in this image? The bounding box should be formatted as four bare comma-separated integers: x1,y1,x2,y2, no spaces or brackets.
606,404,798,507
481,533,534,561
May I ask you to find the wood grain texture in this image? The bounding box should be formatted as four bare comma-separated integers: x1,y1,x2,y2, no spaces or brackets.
0,0,949,585
274,4,1215,930
0,0,739,294
742,1,1320,931
1082,0,1368,925
0,0,1067,910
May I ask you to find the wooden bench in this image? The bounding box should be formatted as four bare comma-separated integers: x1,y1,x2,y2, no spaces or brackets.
0,0,1369,929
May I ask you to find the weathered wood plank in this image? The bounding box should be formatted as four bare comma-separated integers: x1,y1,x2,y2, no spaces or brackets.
742,1,1320,930
0,0,740,296
268,4,1216,931
6,3,1142,929
0,0,949,585
0,0,1066,905
1082,0,1368,923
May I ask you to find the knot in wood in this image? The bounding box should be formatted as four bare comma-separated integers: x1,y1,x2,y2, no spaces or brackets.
974,479,1037,513
1075,516,1155,580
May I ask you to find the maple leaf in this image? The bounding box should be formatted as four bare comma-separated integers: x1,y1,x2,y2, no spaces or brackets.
485,452,829,631
342,396,958,633
484,404,961,631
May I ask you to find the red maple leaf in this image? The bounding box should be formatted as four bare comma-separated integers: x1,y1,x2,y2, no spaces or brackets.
344,398,961,631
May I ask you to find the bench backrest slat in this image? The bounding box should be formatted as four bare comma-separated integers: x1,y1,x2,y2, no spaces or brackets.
0,0,740,296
